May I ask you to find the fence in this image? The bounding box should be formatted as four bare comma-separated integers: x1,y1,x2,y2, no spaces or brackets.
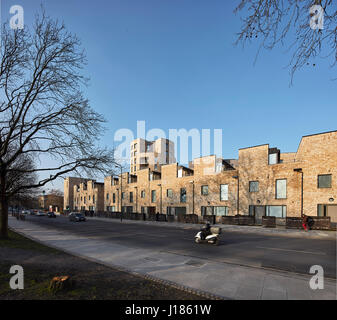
286,216,331,230
74,210,333,230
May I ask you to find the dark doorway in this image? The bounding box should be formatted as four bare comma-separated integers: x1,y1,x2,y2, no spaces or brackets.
147,206,156,214
249,205,266,225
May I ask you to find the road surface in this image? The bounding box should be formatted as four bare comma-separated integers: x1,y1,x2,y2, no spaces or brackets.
23,215,336,279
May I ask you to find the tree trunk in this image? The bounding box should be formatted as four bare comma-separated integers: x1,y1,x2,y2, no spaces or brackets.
0,172,9,239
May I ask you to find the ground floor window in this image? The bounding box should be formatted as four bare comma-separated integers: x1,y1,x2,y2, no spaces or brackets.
318,204,337,223
214,206,228,216
266,205,286,218
201,206,228,216
171,207,186,216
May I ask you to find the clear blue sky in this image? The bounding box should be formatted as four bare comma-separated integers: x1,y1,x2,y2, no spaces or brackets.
3,0,336,190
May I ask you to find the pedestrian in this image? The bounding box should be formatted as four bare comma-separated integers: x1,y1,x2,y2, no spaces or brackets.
156,211,159,221
307,216,314,230
302,214,308,231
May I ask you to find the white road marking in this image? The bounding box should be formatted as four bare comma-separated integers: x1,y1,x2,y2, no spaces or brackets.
257,246,327,255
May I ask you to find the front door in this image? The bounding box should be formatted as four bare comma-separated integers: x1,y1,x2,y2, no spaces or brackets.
147,206,156,214
254,206,265,225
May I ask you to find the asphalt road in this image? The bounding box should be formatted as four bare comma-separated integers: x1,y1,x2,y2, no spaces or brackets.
25,215,336,279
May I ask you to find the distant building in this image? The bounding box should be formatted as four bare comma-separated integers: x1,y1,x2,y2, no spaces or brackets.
64,177,89,211
39,193,63,213
72,180,104,212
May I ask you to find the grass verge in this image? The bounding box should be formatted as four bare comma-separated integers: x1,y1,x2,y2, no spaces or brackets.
0,230,206,300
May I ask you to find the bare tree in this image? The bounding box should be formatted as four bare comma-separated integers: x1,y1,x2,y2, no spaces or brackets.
0,11,116,238
234,0,336,82
47,189,64,197
7,153,40,210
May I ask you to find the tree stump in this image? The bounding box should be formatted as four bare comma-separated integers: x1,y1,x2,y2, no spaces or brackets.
49,276,75,293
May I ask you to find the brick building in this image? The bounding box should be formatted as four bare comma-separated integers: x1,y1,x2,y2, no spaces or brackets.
130,138,175,174
72,180,104,212
39,194,64,213
104,131,337,223
64,177,89,211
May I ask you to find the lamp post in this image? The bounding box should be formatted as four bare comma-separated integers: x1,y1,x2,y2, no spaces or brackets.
232,175,239,216
135,186,138,213
189,181,194,214
42,190,46,211
115,164,123,221
294,168,304,217
157,184,162,214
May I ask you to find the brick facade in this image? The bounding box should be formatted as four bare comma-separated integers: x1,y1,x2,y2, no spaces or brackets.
72,180,104,212
67,131,337,223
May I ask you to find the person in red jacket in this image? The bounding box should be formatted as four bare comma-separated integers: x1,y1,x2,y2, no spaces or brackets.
302,214,308,231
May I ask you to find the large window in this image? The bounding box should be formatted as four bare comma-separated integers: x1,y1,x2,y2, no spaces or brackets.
318,174,332,188
266,205,287,218
151,190,156,203
141,190,145,198
249,181,259,192
201,206,228,216
201,185,209,195
214,206,228,216
180,188,186,203
220,184,228,201
113,193,116,203
122,192,126,200
276,179,287,199
129,192,133,203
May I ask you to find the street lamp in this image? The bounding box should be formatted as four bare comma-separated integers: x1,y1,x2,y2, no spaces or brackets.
134,186,138,213
232,175,239,216
115,164,123,221
157,184,162,214
189,181,194,214
294,168,304,217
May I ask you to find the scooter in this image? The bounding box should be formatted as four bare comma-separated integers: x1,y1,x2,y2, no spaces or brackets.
195,227,221,246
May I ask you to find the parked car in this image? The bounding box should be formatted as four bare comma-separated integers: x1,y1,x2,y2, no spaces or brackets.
21,210,30,215
69,212,86,222
36,211,46,216
47,212,57,218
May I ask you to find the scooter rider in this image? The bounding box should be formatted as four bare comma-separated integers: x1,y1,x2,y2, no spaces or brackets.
200,222,211,240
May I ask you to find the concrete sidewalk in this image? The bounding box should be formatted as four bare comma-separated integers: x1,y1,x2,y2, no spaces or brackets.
8,216,336,300
88,216,337,240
